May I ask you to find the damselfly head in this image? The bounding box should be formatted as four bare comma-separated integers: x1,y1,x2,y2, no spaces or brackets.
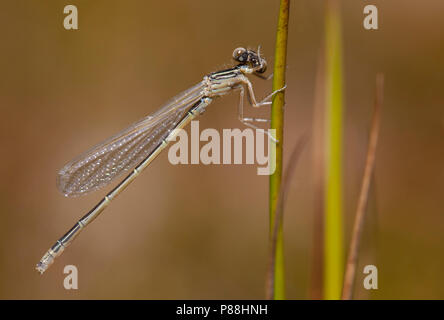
232,47,267,74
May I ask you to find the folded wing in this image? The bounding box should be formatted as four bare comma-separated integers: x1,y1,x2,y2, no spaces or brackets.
57,82,204,197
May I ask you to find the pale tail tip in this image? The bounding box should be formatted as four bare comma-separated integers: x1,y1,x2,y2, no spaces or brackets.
35,262,47,274
35,251,55,274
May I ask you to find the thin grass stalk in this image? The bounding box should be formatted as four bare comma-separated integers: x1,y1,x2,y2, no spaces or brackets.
324,0,344,300
342,74,384,300
266,136,308,300
269,0,290,300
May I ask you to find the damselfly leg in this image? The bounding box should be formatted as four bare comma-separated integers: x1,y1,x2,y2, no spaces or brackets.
236,82,287,143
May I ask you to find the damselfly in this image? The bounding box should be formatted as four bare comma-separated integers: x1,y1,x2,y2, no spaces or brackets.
36,46,285,274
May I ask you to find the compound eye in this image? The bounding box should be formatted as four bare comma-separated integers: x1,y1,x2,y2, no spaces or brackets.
232,47,247,63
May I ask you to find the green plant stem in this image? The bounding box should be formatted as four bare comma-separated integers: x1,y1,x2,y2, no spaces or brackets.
324,0,344,300
309,45,326,299
269,0,290,300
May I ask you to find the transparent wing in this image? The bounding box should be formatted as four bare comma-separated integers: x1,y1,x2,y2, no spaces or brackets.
57,81,205,197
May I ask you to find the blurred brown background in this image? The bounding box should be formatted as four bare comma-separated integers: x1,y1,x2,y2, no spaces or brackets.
0,0,442,299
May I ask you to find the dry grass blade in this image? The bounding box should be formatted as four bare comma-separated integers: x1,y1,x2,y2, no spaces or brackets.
341,73,384,300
